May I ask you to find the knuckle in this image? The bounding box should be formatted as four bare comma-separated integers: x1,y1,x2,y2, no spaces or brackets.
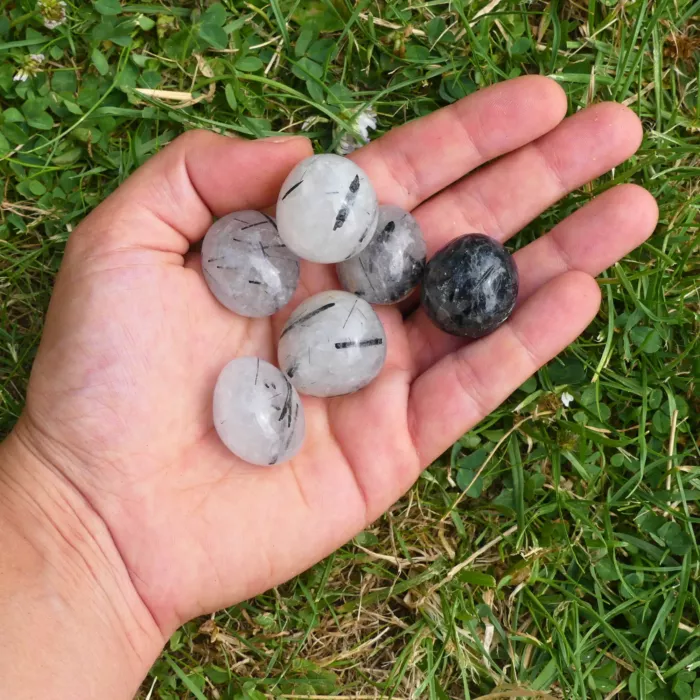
451,350,491,418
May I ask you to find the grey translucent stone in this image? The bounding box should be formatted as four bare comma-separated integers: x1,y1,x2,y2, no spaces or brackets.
277,290,387,397
337,205,427,304
201,210,300,317
276,154,379,263
213,357,305,466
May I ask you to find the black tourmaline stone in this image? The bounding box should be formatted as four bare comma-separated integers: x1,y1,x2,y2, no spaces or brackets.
421,234,519,338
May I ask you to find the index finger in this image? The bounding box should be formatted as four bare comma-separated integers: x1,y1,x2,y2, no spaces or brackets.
350,75,568,210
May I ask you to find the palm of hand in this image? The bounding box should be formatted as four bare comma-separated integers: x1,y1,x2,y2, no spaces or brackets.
18,77,656,637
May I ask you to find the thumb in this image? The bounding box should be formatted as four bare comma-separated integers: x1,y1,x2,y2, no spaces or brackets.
71,130,313,257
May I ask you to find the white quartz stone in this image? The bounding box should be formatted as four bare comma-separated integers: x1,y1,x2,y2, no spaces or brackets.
213,357,305,466
337,204,427,304
277,290,387,397
276,154,379,263
201,211,300,318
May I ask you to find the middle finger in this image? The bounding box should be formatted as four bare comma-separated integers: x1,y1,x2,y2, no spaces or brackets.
413,101,643,256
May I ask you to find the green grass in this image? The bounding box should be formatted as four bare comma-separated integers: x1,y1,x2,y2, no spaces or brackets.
1,1,699,699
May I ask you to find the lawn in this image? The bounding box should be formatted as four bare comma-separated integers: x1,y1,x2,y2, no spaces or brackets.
1,1,698,699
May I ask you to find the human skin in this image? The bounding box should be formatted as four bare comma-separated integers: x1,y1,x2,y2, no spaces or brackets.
0,76,658,699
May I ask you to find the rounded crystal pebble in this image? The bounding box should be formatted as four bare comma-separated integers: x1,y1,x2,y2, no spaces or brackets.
276,154,379,263
421,234,519,338
278,290,387,397
337,204,427,304
213,357,305,466
201,210,300,317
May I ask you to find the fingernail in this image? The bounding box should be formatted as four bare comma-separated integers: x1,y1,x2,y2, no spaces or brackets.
262,134,305,144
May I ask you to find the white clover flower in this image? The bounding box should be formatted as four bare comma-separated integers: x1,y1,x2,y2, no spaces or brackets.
301,115,324,132
336,107,377,155
337,132,358,156
561,391,574,407
13,53,45,82
38,0,67,30
355,109,377,140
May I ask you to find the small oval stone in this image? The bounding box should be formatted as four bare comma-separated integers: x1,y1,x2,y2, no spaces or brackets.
213,357,305,466
337,205,427,304
421,233,519,338
278,290,387,397
276,154,379,263
201,211,300,317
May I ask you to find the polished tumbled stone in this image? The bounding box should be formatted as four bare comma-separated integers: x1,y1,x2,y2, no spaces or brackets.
276,154,379,263
213,357,305,466
278,290,387,397
337,204,427,304
421,233,519,338
201,210,300,317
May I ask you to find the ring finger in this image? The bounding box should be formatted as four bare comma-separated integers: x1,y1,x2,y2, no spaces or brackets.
406,183,658,374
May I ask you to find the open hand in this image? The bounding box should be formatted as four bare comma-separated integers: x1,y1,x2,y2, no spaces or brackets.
6,77,657,656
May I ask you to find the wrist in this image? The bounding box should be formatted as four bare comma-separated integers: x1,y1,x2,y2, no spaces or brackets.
0,420,164,699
